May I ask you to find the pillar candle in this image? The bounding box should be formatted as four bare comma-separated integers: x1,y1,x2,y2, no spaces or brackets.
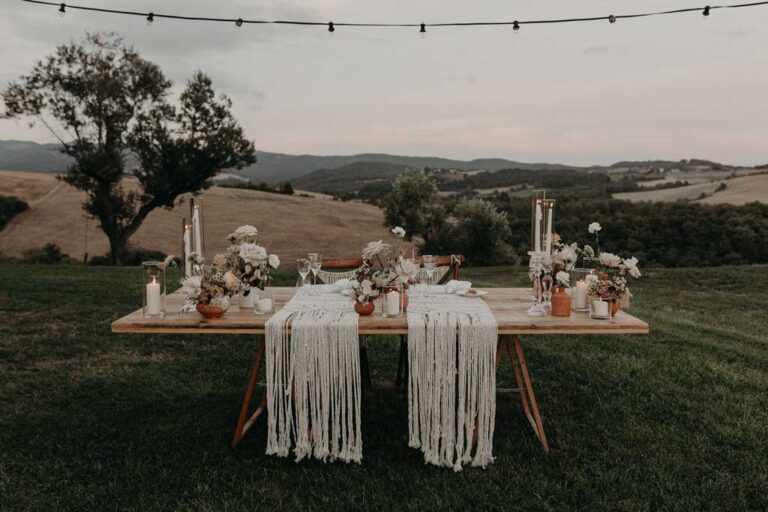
592,299,609,317
183,225,192,276
534,201,542,252
192,206,203,257
146,276,161,315
257,297,273,313
386,290,400,316
574,280,588,309
545,204,553,254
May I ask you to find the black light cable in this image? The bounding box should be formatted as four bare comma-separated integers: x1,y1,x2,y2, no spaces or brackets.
20,0,768,32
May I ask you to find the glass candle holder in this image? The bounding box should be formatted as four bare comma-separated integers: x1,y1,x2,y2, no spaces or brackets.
142,261,166,318
589,296,613,320
530,190,546,253
382,282,403,318
255,289,274,315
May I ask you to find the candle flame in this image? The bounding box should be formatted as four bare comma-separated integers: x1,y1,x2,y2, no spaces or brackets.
152,275,157,284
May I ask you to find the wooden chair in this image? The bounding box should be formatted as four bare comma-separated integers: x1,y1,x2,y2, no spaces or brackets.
395,255,464,389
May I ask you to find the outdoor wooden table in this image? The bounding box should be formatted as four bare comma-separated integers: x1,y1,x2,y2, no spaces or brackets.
112,287,649,453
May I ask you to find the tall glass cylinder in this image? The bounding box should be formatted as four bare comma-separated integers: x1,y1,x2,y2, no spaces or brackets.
530,190,546,253
142,261,166,318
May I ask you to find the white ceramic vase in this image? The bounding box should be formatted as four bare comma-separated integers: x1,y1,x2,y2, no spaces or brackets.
239,289,259,308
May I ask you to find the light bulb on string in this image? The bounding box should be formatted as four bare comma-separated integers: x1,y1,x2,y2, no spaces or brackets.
328,21,335,34
608,15,616,24
512,20,520,33
235,18,243,28
703,6,711,18
420,22,426,39
146,12,154,25
58,3,66,17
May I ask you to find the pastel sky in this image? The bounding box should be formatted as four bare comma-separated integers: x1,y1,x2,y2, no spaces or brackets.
1,0,767,166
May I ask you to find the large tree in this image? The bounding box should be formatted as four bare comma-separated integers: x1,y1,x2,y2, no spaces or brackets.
2,33,255,264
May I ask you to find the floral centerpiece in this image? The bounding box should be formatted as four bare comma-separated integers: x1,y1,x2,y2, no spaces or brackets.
180,263,241,318
587,251,641,313
222,225,280,307
345,267,382,316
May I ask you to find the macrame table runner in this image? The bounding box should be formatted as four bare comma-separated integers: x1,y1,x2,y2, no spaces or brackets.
407,285,499,470
264,285,362,463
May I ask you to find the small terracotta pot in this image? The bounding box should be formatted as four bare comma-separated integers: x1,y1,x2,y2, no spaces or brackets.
402,292,410,311
196,303,227,319
610,298,620,317
354,301,375,316
550,286,571,317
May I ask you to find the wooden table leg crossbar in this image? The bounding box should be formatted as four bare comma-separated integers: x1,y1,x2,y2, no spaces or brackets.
232,334,550,453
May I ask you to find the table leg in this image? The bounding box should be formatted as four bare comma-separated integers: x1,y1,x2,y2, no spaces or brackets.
232,336,267,448
497,334,550,453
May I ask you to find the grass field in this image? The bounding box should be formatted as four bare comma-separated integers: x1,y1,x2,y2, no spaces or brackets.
1,264,766,511
0,171,409,262
614,173,768,204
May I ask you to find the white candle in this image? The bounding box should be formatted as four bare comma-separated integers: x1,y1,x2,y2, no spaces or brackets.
192,206,203,257
545,204,553,254
257,297,273,313
146,276,161,315
183,225,192,276
386,290,400,316
534,201,542,252
592,298,609,317
574,280,588,309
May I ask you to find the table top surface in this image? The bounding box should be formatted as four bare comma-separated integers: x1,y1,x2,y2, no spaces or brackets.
111,287,649,336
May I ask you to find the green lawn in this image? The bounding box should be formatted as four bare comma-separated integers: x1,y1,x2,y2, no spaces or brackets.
1,264,766,511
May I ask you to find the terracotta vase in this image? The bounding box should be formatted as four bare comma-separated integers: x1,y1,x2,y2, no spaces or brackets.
402,291,410,311
550,286,571,317
610,298,620,317
196,303,227,319
354,301,375,316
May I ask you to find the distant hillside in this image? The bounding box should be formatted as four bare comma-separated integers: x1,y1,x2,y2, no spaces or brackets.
0,140,72,172
0,170,411,262
0,140,576,184
292,161,410,193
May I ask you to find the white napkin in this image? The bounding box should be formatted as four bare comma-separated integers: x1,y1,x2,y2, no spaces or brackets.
333,278,355,292
444,280,472,293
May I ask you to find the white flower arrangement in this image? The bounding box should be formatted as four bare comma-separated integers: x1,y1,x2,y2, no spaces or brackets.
239,242,267,266
227,224,259,243
348,278,381,304
598,252,623,268
588,222,602,234
391,226,406,238
555,271,571,288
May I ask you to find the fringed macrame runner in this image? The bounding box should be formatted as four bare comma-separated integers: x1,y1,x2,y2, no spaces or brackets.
407,285,498,470
265,285,362,463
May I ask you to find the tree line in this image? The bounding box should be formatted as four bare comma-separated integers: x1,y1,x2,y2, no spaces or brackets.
384,170,768,267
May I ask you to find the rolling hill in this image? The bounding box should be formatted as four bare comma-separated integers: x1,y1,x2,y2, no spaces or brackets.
0,139,576,184
0,171,410,263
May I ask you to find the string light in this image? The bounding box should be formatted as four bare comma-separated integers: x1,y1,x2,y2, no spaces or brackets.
420,22,426,38
32,0,768,31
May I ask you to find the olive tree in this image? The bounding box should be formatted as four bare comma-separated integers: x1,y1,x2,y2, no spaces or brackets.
2,33,255,264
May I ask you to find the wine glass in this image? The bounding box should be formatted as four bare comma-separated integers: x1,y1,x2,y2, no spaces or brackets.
308,253,322,285
297,258,310,287
422,255,437,293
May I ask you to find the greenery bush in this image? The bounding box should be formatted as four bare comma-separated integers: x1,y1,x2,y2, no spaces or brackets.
21,243,71,264
0,195,29,230
89,247,167,266
448,199,518,266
